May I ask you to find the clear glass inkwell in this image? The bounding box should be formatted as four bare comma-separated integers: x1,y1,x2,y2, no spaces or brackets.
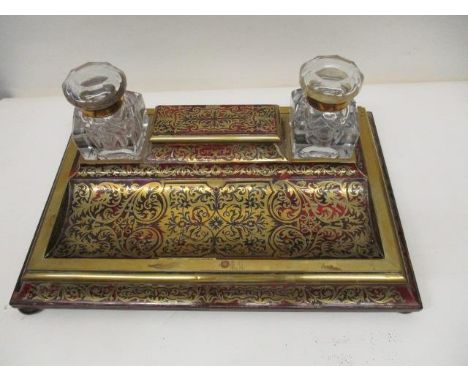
290,55,364,159
62,62,148,160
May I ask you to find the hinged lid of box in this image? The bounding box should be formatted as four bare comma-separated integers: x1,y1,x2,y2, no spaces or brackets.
151,104,281,143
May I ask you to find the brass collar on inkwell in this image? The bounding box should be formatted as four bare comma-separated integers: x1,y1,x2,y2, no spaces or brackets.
81,98,123,118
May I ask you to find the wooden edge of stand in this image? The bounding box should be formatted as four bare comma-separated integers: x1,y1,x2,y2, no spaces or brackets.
366,112,422,311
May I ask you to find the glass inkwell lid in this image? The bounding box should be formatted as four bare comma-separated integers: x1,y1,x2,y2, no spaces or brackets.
62,62,127,112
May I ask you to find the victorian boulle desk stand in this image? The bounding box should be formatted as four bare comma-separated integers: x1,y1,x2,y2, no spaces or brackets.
10,105,422,313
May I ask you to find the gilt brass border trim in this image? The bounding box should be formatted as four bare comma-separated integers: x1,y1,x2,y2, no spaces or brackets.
22,272,405,283
150,134,281,143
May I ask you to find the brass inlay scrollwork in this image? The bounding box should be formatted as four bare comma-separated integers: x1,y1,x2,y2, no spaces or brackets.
49,179,381,259
19,282,404,306
153,105,280,137
76,163,360,178
147,142,286,163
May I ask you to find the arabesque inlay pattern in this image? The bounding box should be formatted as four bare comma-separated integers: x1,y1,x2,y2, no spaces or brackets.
49,179,380,259
153,104,280,136
18,283,404,307
76,163,360,178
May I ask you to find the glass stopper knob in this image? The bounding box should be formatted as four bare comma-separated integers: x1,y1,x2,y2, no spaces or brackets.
62,62,127,111
299,55,364,112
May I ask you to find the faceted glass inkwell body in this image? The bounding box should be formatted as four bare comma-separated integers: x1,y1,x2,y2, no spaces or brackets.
290,55,364,159
63,62,148,160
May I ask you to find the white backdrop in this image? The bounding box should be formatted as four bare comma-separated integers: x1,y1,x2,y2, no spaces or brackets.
0,15,467,98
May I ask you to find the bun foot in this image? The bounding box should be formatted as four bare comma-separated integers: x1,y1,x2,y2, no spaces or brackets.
18,307,43,315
